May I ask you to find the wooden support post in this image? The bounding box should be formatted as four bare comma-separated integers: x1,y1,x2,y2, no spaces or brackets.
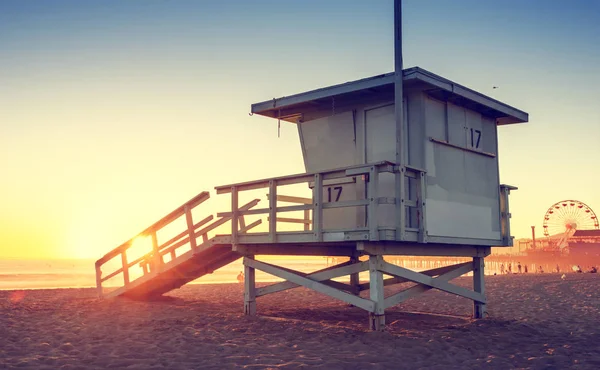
121,251,130,286
473,256,486,319
231,186,239,245
244,256,256,315
369,255,385,331
184,205,197,251
349,256,360,296
268,180,277,242
95,265,103,298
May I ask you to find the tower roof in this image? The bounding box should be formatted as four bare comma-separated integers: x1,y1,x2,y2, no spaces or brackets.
251,67,528,125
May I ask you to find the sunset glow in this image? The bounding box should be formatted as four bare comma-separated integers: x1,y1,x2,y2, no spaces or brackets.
1,0,599,260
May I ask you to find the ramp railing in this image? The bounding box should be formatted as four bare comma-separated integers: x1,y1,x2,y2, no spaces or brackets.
94,191,261,297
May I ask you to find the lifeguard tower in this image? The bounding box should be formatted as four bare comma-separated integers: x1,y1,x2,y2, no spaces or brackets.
94,2,528,330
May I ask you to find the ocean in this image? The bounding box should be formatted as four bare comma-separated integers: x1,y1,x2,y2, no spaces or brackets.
0,256,514,291
0,257,336,291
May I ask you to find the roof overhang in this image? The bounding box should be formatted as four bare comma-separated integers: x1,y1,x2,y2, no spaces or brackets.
251,67,528,125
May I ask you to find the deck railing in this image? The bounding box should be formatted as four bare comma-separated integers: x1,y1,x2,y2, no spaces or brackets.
215,162,426,244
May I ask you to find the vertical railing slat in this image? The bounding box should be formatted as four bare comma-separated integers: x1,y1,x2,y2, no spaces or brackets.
231,186,239,245
418,170,427,243
313,174,323,242
268,180,277,243
121,251,130,285
184,204,197,251
368,166,379,241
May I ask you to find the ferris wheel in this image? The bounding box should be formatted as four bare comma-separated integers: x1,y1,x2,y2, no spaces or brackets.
542,200,599,246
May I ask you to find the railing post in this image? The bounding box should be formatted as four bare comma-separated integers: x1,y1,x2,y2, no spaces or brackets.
184,204,198,251
418,170,427,243
268,180,277,243
231,186,239,245
121,251,130,285
303,209,310,231
395,166,405,241
368,166,380,241
313,174,323,242
500,185,513,246
95,265,103,298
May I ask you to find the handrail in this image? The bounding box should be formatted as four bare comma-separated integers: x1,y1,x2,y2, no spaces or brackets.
95,191,210,267
215,161,396,194
94,189,261,297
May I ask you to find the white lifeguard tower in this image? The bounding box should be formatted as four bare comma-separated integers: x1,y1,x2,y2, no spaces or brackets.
94,1,528,330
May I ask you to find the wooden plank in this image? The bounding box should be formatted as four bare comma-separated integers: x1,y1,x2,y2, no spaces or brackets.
322,199,369,209
356,242,491,257
245,258,375,312
268,217,311,225
232,244,354,256
100,267,124,283
239,219,262,233
378,260,485,303
384,262,473,309
274,194,312,205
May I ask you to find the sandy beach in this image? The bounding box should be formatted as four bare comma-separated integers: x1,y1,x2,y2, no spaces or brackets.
2,273,599,369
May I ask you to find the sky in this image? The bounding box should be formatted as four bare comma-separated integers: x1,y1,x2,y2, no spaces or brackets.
1,0,599,259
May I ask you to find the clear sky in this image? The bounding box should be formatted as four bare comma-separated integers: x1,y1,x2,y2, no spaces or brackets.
1,0,599,259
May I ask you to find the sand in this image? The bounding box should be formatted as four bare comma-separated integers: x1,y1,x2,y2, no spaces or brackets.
2,273,599,369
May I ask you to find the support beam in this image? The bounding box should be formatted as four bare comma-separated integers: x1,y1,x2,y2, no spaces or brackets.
369,255,385,331
244,255,256,315
378,260,485,303
245,258,375,312
357,242,491,257
473,256,486,318
384,262,473,309
358,262,469,291
255,260,366,297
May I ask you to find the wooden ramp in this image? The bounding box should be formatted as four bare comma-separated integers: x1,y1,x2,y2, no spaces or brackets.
95,191,261,300
108,236,236,299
